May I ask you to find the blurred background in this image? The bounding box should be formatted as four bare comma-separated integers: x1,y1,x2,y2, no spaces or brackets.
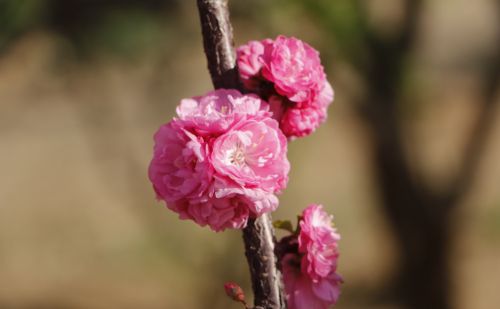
0,0,499,308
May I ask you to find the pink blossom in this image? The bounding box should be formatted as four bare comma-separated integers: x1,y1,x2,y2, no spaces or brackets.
280,81,333,139
236,40,265,80
280,204,342,308
148,122,211,203
236,39,271,90
299,204,340,280
318,81,334,113
148,89,289,231
280,107,322,139
283,254,342,309
236,36,334,139
176,89,270,136
167,194,250,232
213,176,279,216
211,118,289,193
262,36,326,104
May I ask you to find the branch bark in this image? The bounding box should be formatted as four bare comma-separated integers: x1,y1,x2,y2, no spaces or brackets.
243,215,286,309
195,1,286,308
196,0,241,90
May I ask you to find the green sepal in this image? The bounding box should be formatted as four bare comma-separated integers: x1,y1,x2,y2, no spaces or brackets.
273,220,294,233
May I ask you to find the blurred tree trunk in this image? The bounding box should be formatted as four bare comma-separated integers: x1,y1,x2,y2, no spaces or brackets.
360,70,453,309
365,92,453,308
354,0,500,307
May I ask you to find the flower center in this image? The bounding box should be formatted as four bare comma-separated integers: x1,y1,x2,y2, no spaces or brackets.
229,146,246,166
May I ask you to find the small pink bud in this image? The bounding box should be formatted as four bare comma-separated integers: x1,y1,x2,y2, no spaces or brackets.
224,282,246,303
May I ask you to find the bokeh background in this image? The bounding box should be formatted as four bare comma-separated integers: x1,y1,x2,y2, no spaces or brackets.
1,0,499,308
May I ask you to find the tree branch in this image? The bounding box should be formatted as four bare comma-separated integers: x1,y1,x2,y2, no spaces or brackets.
195,1,286,308
196,0,241,90
444,11,500,207
243,215,286,309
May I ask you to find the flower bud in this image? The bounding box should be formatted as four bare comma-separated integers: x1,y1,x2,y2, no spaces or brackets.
224,282,246,303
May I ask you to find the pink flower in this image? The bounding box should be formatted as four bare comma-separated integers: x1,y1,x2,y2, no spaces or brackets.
283,254,342,309
167,194,250,232
148,122,211,203
211,118,289,193
299,204,340,280
280,106,322,139
280,81,333,139
213,177,280,216
317,81,334,118
262,36,326,104
236,36,334,139
236,39,270,90
279,204,342,308
148,89,289,231
176,89,270,136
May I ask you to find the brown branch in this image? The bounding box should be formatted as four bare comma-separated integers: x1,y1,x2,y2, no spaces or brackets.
196,0,241,90
195,1,286,308
243,215,286,309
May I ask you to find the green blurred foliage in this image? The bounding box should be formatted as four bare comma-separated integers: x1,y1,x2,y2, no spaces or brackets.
0,0,46,50
79,9,165,58
293,0,370,67
0,0,176,58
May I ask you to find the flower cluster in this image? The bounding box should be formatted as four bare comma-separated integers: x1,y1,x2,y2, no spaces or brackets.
280,204,342,309
149,33,341,305
237,35,334,139
148,89,289,231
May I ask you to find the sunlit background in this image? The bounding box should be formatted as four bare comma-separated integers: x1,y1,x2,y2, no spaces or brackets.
1,0,499,308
